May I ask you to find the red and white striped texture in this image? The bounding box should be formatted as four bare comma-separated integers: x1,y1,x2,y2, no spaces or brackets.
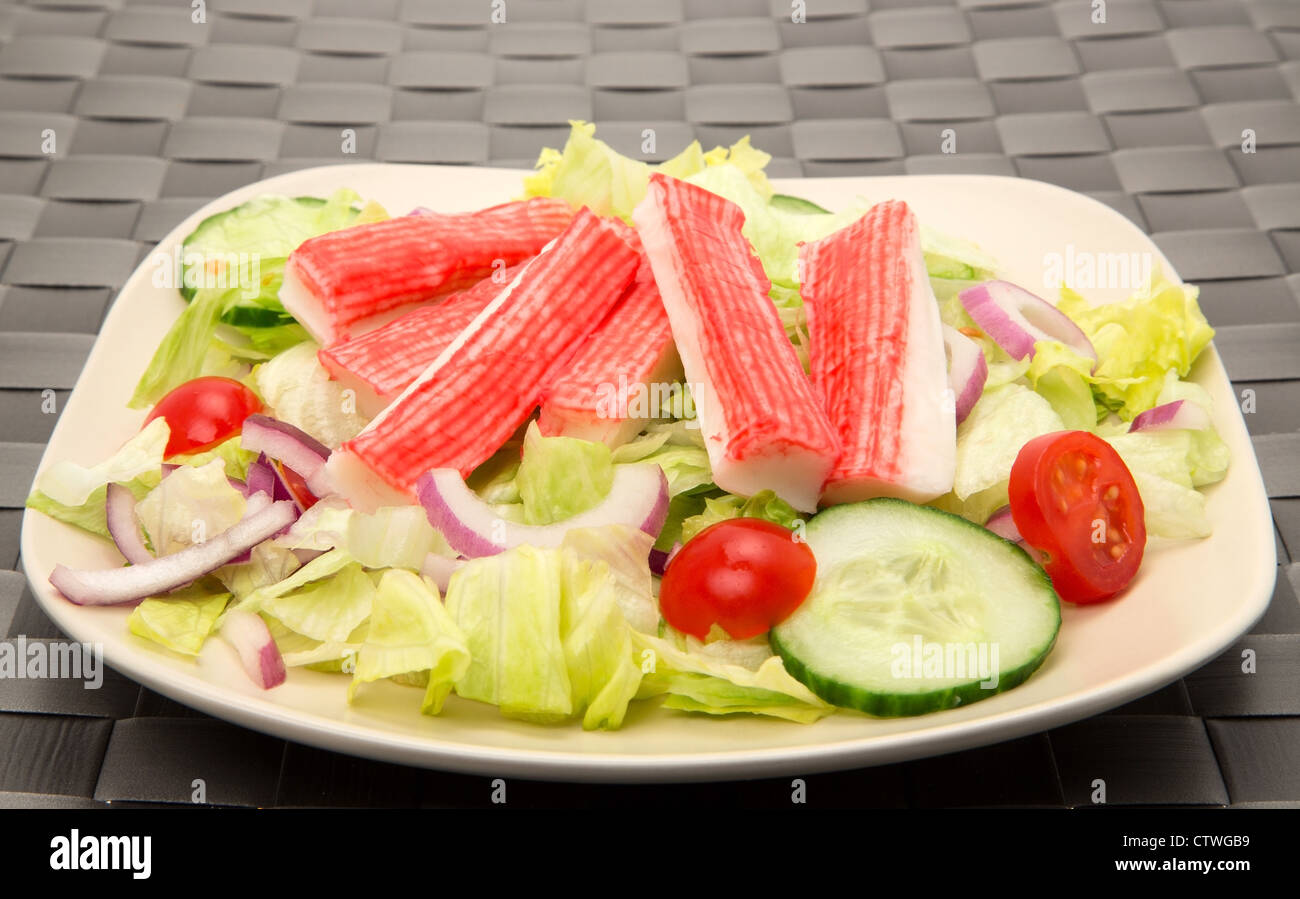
632,174,839,513
326,209,641,509
537,258,682,447
317,261,527,418
799,199,955,504
279,198,573,344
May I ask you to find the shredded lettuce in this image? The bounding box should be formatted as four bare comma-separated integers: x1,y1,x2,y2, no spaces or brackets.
446,545,576,724
443,540,651,729
347,569,470,714
26,472,160,542
560,525,659,635
33,418,170,507
515,422,614,526
632,631,831,723
136,458,246,555
275,498,453,570
127,582,231,656
679,489,803,545
610,422,712,496
253,342,369,449
933,384,1065,525
1026,340,1101,431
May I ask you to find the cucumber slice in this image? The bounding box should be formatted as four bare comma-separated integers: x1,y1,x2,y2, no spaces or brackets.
770,194,832,215
180,195,347,301
771,498,1060,717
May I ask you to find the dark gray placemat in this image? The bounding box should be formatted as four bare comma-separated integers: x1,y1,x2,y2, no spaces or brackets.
1,0,1297,808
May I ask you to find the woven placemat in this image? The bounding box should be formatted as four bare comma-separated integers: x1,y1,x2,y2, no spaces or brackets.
1,0,1297,808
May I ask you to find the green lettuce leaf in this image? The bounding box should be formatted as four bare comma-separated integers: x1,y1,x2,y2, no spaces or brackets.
610,422,712,496
227,549,374,643
347,569,470,714
136,458,246,555
445,545,574,723
515,421,614,526
26,471,160,542
275,498,453,570
632,631,831,723
127,583,231,656
524,120,772,223
1057,271,1214,420
32,418,169,507
932,383,1065,525
252,341,370,449
1026,340,1101,431
679,489,804,544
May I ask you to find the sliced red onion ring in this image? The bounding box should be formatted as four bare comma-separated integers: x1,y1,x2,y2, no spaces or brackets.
50,500,298,606
240,414,332,498
960,280,1096,366
985,506,1022,542
219,609,287,690
1128,400,1211,433
408,206,433,215
649,542,682,576
105,483,154,566
420,552,466,594
417,464,670,559
985,506,1045,565
941,324,988,424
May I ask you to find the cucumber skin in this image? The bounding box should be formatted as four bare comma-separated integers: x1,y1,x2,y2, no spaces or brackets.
771,626,1057,718
771,499,1062,718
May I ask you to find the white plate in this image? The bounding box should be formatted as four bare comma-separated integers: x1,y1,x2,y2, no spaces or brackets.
20,165,1276,783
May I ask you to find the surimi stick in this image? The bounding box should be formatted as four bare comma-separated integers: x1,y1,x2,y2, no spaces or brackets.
326,209,641,509
799,199,955,504
318,262,527,418
280,198,572,344
632,174,840,513
537,260,682,447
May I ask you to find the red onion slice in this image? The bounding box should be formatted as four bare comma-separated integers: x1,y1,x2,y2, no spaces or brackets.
219,609,287,690
417,464,670,558
240,414,332,498
104,483,154,566
985,505,1045,565
50,500,298,606
941,325,988,424
985,506,1022,542
1128,400,1210,433
960,280,1096,365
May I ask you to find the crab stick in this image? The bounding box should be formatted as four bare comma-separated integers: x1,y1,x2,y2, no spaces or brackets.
537,260,683,447
326,209,640,509
632,174,839,513
798,199,955,504
318,261,527,418
279,198,573,344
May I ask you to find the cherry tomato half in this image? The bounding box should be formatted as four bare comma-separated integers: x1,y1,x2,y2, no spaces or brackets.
660,518,817,640
274,460,320,511
1009,430,1146,605
144,376,263,459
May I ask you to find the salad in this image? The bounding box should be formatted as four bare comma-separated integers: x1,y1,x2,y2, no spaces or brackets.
28,122,1226,730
